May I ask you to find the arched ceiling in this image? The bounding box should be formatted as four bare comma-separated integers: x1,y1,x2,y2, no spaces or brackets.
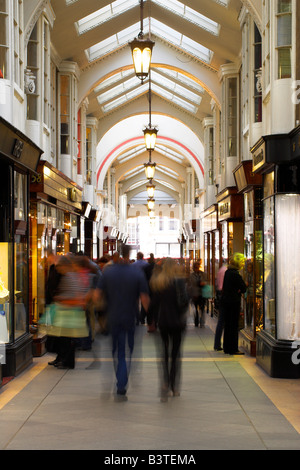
49,0,246,206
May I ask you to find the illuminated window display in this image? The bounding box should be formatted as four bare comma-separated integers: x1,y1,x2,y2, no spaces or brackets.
0,243,10,344
251,130,300,377
0,116,43,377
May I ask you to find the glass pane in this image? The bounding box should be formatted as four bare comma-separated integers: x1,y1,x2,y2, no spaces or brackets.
0,45,7,79
0,1,7,12
221,222,228,263
276,194,300,340
14,171,28,340
60,75,70,95
15,237,28,339
263,197,275,336
278,0,292,13
277,14,292,46
27,94,38,120
278,47,291,79
14,172,26,221
27,41,38,67
0,242,10,343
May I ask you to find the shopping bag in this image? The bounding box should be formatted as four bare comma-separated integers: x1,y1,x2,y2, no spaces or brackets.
202,284,213,299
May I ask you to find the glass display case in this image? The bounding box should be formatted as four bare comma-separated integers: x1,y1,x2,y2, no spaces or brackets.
252,140,300,377
242,189,263,354
0,242,10,344
0,116,43,377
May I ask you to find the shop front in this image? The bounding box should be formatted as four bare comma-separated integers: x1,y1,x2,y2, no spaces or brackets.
103,226,117,257
85,208,101,260
251,128,300,377
217,187,244,264
29,160,82,355
202,204,220,311
0,117,43,379
233,160,263,356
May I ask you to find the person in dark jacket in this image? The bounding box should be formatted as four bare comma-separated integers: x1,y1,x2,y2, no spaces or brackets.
221,253,246,355
150,258,188,401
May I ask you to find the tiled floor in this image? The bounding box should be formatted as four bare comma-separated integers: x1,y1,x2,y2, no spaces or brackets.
1,314,300,450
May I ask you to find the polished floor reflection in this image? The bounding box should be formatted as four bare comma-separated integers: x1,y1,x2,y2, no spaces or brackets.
1,313,300,450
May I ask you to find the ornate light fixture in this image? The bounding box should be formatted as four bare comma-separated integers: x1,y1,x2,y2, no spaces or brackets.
147,198,155,211
129,0,154,83
144,151,156,179
143,70,157,180
146,179,156,198
143,70,158,151
148,209,155,219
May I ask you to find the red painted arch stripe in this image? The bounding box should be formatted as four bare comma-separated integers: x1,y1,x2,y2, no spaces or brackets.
97,135,204,183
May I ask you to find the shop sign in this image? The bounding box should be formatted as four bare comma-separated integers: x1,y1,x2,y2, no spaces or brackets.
0,116,43,171
252,140,265,173
218,197,231,221
291,128,300,160
12,139,24,159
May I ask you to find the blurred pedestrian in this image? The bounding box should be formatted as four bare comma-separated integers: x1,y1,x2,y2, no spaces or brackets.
150,258,188,401
221,253,246,356
133,252,148,324
214,262,227,351
94,245,150,400
45,252,61,357
45,255,90,369
188,260,206,327
144,253,157,332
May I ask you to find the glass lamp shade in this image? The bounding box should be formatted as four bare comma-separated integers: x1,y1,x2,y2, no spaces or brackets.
146,181,156,198
147,198,155,210
144,126,158,150
144,161,156,179
129,38,155,82
148,209,155,219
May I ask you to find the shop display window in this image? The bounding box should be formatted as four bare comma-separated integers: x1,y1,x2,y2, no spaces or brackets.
263,196,275,336
243,190,263,336
14,171,28,339
221,222,228,262
14,238,28,339
0,242,10,343
276,194,300,340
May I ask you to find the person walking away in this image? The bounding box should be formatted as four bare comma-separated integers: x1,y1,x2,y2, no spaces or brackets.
150,258,188,401
132,252,148,324
214,262,227,351
143,253,157,332
94,245,149,400
188,261,206,327
221,253,246,355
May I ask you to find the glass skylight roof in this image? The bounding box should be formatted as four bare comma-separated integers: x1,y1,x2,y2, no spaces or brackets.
96,69,201,114
123,166,145,180
151,70,201,105
97,76,138,104
117,145,146,163
152,0,220,36
100,82,148,113
76,0,139,35
157,165,179,178
94,69,134,93
85,18,213,64
151,83,198,114
152,68,204,93
155,144,185,163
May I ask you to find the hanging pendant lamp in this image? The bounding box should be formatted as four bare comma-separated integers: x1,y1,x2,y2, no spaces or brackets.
129,0,154,83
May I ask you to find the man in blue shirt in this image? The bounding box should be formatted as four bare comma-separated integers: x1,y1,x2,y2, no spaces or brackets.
95,245,149,400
